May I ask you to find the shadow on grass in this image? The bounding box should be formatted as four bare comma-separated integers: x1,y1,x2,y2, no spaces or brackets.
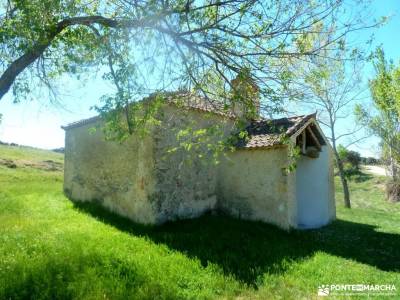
73,201,400,286
351,171,374,183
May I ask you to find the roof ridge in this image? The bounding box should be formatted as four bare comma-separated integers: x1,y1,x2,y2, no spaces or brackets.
61,92,234,130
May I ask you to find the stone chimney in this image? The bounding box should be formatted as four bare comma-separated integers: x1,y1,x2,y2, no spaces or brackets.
230,70,260,119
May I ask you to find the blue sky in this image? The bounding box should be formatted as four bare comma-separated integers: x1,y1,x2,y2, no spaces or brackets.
0,0,399,157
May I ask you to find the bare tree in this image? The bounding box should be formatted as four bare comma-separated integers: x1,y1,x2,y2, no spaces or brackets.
291,45,368,208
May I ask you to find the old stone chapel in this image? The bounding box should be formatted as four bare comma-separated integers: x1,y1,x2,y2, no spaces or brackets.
62,93,335,230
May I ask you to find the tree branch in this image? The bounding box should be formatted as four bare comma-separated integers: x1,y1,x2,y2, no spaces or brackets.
0,15,166,100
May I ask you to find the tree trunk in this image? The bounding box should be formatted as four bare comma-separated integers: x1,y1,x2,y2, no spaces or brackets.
335,154,351,208
389,146,397,179
329,115,351,209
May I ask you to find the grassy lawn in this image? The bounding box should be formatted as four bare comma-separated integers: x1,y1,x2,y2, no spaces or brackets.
0,145,399,299
0,144,63,164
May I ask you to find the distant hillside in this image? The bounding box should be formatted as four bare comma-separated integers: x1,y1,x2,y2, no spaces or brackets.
0,140,64,154
0,144,63,171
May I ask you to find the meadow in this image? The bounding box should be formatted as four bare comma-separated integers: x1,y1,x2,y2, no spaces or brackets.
0,144,399,299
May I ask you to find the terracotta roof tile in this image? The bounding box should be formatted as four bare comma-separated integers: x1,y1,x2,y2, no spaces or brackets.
236,113,317,149
165,93,235,118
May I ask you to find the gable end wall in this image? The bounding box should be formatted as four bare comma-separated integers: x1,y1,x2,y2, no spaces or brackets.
63,121,158,224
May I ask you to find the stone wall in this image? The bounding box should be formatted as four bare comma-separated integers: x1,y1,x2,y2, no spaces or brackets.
64,121,158,224
217,147,293,229
63,104,335,229
151,105,235,223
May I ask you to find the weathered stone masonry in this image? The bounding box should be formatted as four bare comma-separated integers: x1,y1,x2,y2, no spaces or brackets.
63,97,335,229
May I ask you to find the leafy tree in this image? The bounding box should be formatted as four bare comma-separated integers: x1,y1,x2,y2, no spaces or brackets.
1,1,374,115
356,48,400,180
0,0,380,171
338,146,361,170
337,144,362,177
356,48,400,201
364,157,379,165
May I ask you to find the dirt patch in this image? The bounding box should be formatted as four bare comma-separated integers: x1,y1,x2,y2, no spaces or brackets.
41,160,63,171
363,165,387,177
0,159,63,171
0,159,17,168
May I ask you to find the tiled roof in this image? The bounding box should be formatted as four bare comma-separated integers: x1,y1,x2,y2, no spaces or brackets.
236,113,317,149
164,93,236,118
61,92,234,130
61,93,322,150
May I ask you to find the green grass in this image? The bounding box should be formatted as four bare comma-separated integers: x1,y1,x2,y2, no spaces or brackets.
335,172,400,233
0,145,399,299
0,144,63,164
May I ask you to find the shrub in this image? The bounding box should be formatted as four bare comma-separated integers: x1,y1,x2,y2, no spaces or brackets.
365,157,380,165
385,179,400,202
342,162,361,179
338,145,362,171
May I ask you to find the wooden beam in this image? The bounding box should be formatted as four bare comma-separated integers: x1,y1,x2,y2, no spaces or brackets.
306,126,321,151
302,130,306,154
289,118,314,142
